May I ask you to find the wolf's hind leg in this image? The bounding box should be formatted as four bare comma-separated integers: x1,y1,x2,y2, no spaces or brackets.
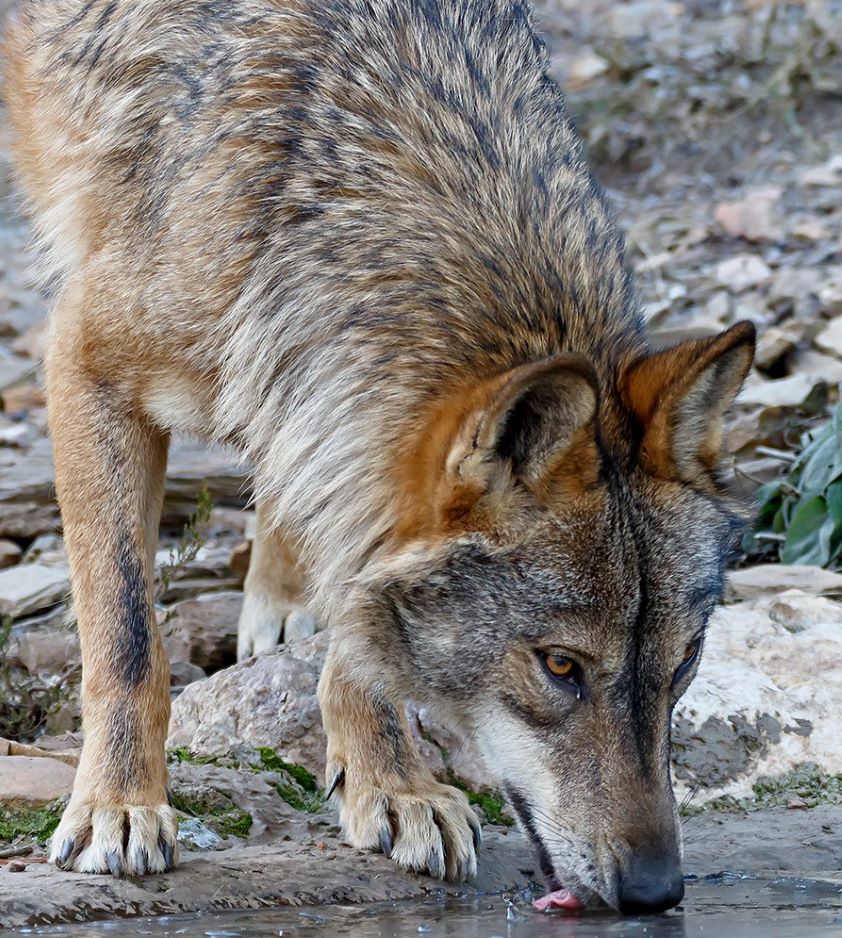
46,294,177,875
237,500,316,660
319,647,481,882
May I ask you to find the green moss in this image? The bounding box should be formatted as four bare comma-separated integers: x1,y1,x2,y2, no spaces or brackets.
213,810,253,839
167,747,224,767
446,771,513,826
256,748,317,791
271,780,324,813
681,764,842,817
170,786,253,840
0,802,64,845
751,763,842,809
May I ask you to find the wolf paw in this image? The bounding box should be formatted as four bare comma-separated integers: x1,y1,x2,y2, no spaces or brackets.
50,802,179,875
332,769,481,882
237,592,317,660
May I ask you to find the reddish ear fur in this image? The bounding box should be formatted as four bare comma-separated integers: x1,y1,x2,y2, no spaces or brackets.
622,321,756,482
396,355,599,539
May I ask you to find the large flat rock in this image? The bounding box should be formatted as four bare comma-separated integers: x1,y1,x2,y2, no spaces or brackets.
0,828,532,929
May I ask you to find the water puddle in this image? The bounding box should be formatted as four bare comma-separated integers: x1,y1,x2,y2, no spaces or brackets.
19,874,842,937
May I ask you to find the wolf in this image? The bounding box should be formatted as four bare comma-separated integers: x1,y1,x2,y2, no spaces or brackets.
4,0,754,914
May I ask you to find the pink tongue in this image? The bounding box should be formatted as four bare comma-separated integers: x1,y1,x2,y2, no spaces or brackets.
533,888,585,912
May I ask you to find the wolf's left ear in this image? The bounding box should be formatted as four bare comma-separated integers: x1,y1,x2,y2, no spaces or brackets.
622,321,755,481
449,354,598,492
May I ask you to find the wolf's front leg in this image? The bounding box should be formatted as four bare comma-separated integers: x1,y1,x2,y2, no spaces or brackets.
46,320,177,875
318,646,481,882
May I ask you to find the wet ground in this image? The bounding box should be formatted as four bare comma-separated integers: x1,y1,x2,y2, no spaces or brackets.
20,876,842,938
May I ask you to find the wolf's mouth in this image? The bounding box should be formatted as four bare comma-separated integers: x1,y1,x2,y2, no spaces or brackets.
504,784,587,913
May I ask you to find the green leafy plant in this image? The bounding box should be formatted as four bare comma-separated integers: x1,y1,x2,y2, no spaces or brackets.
746,406,842,567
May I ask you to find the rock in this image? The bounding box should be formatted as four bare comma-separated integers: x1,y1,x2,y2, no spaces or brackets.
16,628,78,674
819,279,842,318
1,381,45,414
167,632,486,788
0,826,532,928
789,349,842,384
164,440,250,517
207,507,254,539
160,591,242,670
754,324,800,371
178,817,224,851
0,539,21,569
705,290,731,321
674,596,842,801
565,49,610,90
158,576,242,605
800,155,842,187
714,186,782,242
170,660,206,687
814,317,842,357
0,439,60,539
715,254,772,292
170,760,301,846
768,267,818,304
155,544,235,582
32,732,82,754
762,590,842,634
738,373,826,411
409,705,487,791
167,633,328,777
0,414,36,448
0,435,252,540
790,216,828,242
0,354,34,393
0,756,75,805
9,321,47,360
21,534,66,566
7,860,26,872
0,563,69,620
727,565,842,601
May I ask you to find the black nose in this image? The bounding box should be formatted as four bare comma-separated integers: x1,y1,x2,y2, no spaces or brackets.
617,856,685,914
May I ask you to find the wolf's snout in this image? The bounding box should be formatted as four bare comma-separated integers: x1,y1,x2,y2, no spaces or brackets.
616,854,685,914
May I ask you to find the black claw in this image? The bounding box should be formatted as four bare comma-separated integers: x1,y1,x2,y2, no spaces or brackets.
427,847,445,880
57,839,75,868
378,826,393,858
105,850,123,877
159,834,175,870
470,817,482,854
325,767,345,800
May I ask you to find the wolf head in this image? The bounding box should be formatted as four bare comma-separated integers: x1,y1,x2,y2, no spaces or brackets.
362,321,755,913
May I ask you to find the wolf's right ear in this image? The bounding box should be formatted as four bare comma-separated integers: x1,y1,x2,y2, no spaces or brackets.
447,355,598,493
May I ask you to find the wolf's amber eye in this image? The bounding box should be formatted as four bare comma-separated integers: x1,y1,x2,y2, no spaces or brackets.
544,652,577,681
673,640,701,686
540,652,583,699
545,654,574,677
